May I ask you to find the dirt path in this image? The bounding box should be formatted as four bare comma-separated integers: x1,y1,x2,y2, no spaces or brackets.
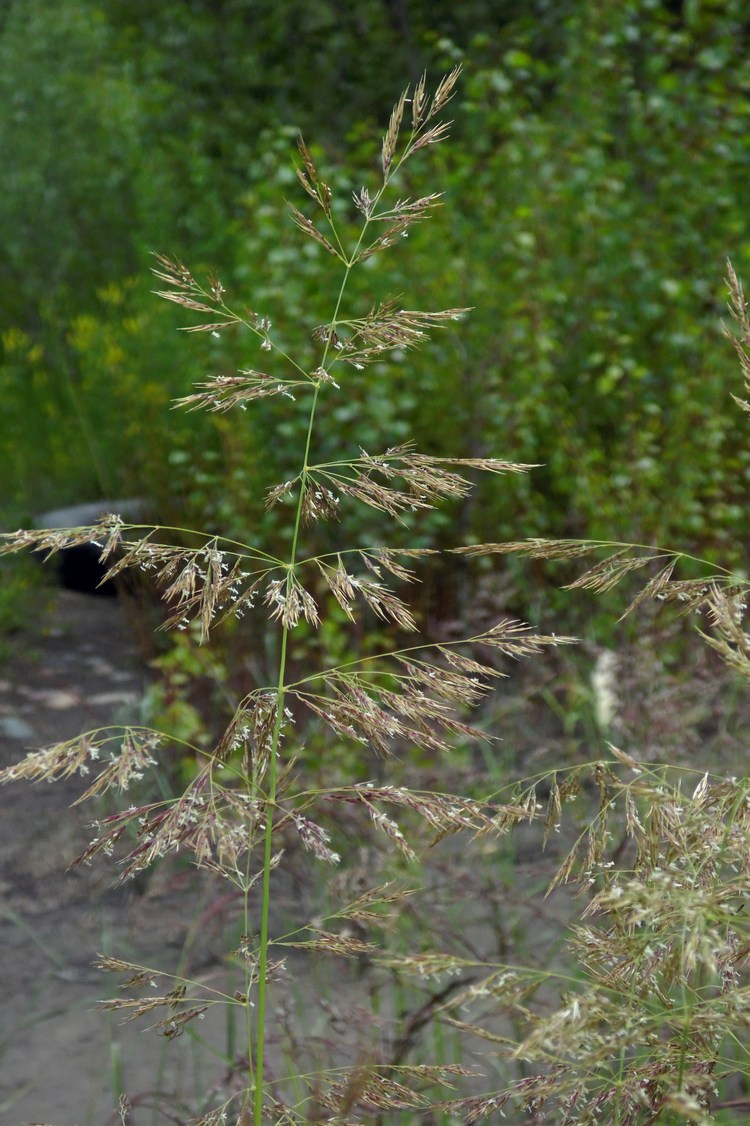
0,592,232,1125
1,590,643,1125
0,592,355,1126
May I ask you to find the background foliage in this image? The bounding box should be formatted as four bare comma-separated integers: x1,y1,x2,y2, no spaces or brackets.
3,0,750,627
4,10,750,1121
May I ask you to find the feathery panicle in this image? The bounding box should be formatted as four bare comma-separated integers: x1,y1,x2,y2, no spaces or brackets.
11,70,718,1125
725,258,750,412
314,301,468,366
286,202,340,257
0,727,159,797
295,134,333,218
174,371,307,413
306,445,532,519
382,88,407,177
452,537,612,560
411,71,428,129
429,64,462,118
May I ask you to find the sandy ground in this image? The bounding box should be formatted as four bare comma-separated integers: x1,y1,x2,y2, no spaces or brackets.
0,591,243,1125
10,589,742,1124
0,592,388,1126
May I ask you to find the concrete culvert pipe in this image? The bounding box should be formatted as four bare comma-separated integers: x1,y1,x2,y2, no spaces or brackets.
33,499,148,595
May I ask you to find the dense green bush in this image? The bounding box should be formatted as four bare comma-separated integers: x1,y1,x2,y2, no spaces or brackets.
3,0,750,629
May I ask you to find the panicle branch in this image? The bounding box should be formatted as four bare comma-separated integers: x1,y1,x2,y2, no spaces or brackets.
294,134,333,218
289,70,461,275
465,538,747,622
286,202,340,257
300,444,533,519
0,726,160,801
94,956,240,1040
152,253,278,356
0,513,127,561
382,88,408,177
725,259,750,414
289,622,573,757
174,370,308,413
315,558,417,629
313,301,470,367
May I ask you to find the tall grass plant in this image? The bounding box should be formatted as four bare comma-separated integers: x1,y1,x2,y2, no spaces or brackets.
2,74,750,1126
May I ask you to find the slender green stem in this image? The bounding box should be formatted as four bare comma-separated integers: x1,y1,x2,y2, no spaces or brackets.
251,172,371,1112
243,845,255,1093
250,129,421,1118
252,384,321,1126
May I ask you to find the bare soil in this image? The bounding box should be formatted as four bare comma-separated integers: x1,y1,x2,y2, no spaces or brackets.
0,592,380,1126
9,590,734,1124
0,592,243,1125
0,590,521,1126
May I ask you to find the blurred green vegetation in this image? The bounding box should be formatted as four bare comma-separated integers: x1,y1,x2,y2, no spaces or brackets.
3,0,750,632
